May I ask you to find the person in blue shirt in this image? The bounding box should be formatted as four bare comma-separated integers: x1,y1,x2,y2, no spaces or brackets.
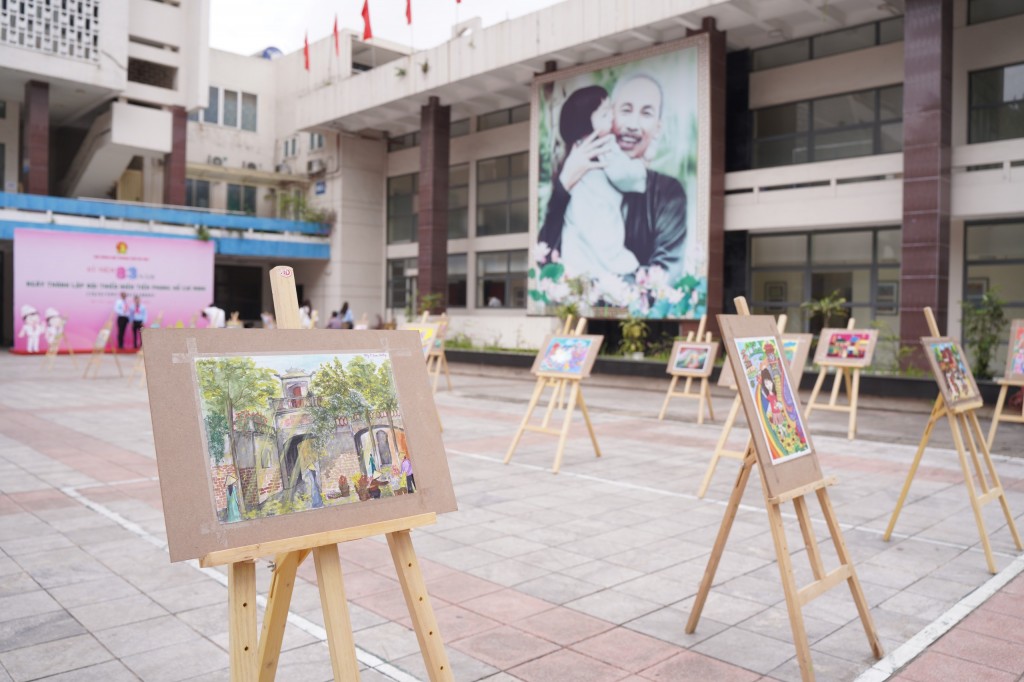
131,296,148,349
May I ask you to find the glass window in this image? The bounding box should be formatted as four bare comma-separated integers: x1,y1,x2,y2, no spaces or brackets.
387,131,419,152
476,152,529,236
223,90,239,127
754,137,809,167
448,164,469,239
752,39,809,71
970,63,1024,143
204,86,219,124
754,102,810,138
814,91,876,128
187,109,199,122
477,250,528,308
811,231,872,265
185,178,210,208
451,119,470,137
510,103,530,124
477,109,509,131
966,222,1024,261
752,17,904,72
751,234,807,267
878,17,904,45
387,257,417,310
227,183,241,212
0,101,5,119
812,24,876,59
813,127,875,162
876,229,901,264
241,93,258,131
387,173,418,244
969,0,1024,24
243,185,257,214
448,254,467,308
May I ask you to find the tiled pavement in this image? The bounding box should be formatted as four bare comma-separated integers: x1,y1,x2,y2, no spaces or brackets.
1,353,1023,681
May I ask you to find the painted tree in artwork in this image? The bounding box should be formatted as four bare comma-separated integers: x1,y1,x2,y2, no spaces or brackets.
371,360,400,453
196,357,280,510
309,357,381,475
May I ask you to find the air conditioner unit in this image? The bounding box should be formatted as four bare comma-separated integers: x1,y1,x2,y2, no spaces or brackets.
208,156,226,166
244,162,258,170
307,159,326,175
275,163,292,174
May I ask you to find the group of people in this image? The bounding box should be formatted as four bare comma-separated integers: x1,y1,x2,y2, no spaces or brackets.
200,300,357,330
114,292,149,350
325,302,355,329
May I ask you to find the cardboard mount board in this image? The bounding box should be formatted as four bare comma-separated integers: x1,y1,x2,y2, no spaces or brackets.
987,319,1024,448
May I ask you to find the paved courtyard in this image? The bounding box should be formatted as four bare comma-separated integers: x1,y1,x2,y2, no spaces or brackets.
1,352,1023,681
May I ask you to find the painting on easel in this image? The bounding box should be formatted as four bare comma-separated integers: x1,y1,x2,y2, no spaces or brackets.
196,353,415,525
668,341,718,377
734,336,811,464
922,337,982,410
1006,319,1024,381
813,328,878,367
401,323,439,358
531,335,603,377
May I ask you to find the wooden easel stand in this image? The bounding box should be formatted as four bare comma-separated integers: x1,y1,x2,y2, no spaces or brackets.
987,378,1024,450
83,314,124,379
658,318,716,425
804,318,860,440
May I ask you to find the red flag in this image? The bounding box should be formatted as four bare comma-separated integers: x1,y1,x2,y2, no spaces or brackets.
405,0,412,25
333,15,340,56
303,32,310,70
361,0,373,40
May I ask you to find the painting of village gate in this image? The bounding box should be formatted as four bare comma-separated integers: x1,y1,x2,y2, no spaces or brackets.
735,337,811,464
195,352,415,524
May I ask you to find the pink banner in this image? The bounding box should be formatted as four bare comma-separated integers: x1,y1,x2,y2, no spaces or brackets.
13,228,215,353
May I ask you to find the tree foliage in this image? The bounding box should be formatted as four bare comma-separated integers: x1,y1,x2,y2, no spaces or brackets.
962,289,1008,380
196,357,280,427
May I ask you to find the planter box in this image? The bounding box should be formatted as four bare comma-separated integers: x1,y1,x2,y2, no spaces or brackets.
444,349,1009,402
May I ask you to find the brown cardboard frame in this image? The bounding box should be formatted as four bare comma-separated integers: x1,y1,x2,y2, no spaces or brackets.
718,315,822,498
813,328,879,368
1004,319,1024,382
144,329,457,563
922,336,984,412
667,341,719,377
530,334,604,378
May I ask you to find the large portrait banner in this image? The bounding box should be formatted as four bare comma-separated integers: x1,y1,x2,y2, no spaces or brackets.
529,35,710,319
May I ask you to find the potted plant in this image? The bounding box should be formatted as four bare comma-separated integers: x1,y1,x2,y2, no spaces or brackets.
801,289,848,330
961,289,1007,380
619,316,649,359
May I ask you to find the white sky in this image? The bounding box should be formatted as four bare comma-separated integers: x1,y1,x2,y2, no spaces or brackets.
210,0,568,57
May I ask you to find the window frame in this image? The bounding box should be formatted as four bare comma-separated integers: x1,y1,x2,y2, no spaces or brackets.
387,172,419,245
475,249,528,309
968,61,1024,144
475,152,529,237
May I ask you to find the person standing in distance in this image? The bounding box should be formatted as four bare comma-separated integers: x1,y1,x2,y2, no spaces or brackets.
114,292,131,350
131,296,148,349
201,303,226,328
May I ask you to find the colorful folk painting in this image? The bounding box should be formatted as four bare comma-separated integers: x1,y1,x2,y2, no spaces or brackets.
1008,320,1024,380
537,336,594,375
926,340,977,405
401,323,438,358
734,336,811,464
782,339,799,363
195,352,415,524
824,332,870,361
674,346,709,372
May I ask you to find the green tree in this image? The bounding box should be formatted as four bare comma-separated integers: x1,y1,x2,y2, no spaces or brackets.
196,358,279,511
962,289,1008,380
310,358,381,474
372,360,401,453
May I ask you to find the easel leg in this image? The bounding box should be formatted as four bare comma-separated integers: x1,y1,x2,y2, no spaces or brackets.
883,398,944,541
552,382,580,474
442,353,452,391
703,378,716,422
764,498,815,682
313,545,361,680
805,368,827,418
848,369,860,441
576,387,601,458
968,411,1023,550
258,550,310,682
658,376,679,421
946,412,998,574
986,385,1008,451
229,561,259,682
686,449,755,633
430,355,441,394
697,394,741,499
504,379,546,465
541,379,562,430
388,530,453,682
828,367,843,407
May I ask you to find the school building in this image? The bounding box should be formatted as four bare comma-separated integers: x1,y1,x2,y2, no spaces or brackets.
1,0,1022,357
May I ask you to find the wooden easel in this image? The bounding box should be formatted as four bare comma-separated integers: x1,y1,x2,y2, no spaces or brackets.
658,315,716,424
504,317,601,474
696,314,787,498
216,265,453,681
986,378,1024,450
804,318,862,440
883,307,1022,574
425,313,453,393
686,298,882,682
82,315,124,379
43,317,77,371
128,350,147,386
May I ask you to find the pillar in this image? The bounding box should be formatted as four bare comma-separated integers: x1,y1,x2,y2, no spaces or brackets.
900,0,953,366
416,96,450,313
20,81,49,195
163,106,187,205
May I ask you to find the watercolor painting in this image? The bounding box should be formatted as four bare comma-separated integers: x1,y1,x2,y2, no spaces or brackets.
536,336,595,376
674,346,709,372
668,341,718,377
924,340,978,407
782,339,799,363
824,331,870,360
402,323,439,358
1007,320,1024,380
195,352,415,524
735,336,811,464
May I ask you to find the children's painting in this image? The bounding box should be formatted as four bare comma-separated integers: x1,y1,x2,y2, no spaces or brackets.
782,333,814,380
195,352,416,524
531,334,604,377
401,323,439,358
734,336,811,464
668,341,718,377
814,328,878,367
922,338,981,409
1006,319,1024,381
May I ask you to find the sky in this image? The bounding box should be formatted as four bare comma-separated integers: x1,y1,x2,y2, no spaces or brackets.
210,0,568,57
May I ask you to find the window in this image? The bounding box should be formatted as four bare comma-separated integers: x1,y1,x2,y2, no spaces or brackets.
187,109,199,122
241,93,258,132
964,221,1024,365
185,178,210,208
448,254,467,308
477,104,529,132
387,173,418,244
477,250,528,308
969,63,1024,143
283,137,298,158
969,0,1024,24
387,257,417,310
387,131,419,152
203,86,219,124
451,119,470,137
751,17,903,71
227,184,257,214
223,90,239,127
752,85,902,167
448,164,469,239
476,152,528,236
0,101,6,119
310,133,325,150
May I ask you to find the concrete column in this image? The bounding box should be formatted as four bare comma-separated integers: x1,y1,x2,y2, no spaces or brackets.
163,106,187,205
20,81,49,195
416,96,450,313
900,0,953,365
